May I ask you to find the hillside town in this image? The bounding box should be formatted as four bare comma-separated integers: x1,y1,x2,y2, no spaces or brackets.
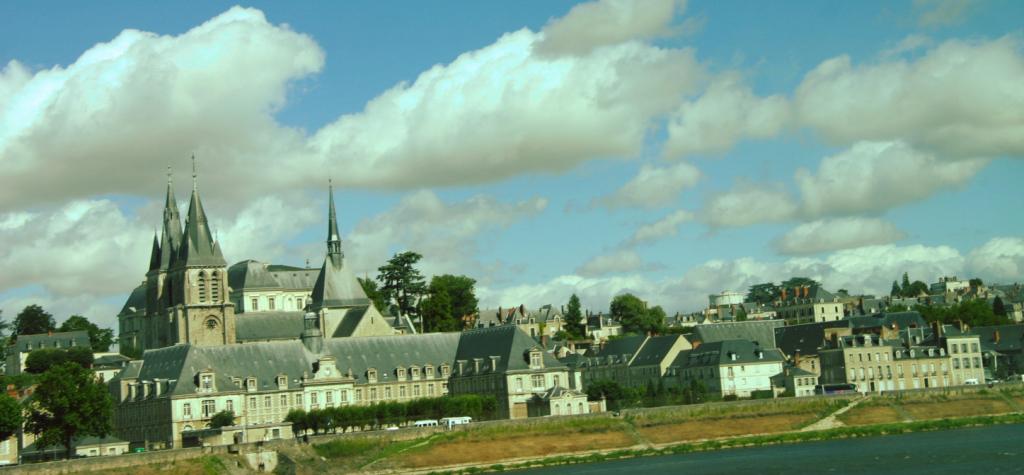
1,178,1021,465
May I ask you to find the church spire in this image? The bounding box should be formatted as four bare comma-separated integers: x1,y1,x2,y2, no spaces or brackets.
176,156,226,267
159,168,184,270
326,180,343,261
148,231,161,272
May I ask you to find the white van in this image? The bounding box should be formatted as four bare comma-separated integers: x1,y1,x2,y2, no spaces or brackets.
440,416,472,429
964,378,980,385
413,419,439,428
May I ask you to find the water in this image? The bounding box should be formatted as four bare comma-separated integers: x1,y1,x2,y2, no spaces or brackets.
516,424,1024,474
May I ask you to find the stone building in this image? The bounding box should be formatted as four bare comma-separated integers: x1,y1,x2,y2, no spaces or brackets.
670,339,785,398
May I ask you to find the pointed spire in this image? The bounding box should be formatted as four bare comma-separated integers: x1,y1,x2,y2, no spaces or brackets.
176,160,226,267
160,169,184,270
326,180,343,260
148,232,162,272
191,153,198,191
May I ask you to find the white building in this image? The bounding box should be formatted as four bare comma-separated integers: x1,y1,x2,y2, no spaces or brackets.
670,340,785,398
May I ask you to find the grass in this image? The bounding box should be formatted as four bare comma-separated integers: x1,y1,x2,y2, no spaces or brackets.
899,398,1013,420
637,414,812,444
836,404,905,425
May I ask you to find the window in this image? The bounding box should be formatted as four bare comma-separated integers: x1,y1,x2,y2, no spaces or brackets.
226,400,234,413
553,375,560,387
515,377,523,392
281,395,288,407
211,271,221,302
184,403,192,418
912,365,918,377
400,386,407,398
961,343,967,353
963,357,970,369
251,298,259,311
247,377,257,391
531,374,545,389
412,367,421,379
384,387,392,399
198,272,208,303
370,388,377,400
355,389,362,402
858,353,863,362
413,385,421,397
277,376,288,389
249,397,257,410
849,369,856,381
397,368,406,379
368,369,378,383
268,297,275,310
973,357,981,368
971,343,979,353
530,351,542,368
264,396,271,408
426,365,435,378
441,365,451,377
728,367,735,378
201,399,216,418
311,392,318,405
295,394,303,408
428,383,435,396
200,374,214,391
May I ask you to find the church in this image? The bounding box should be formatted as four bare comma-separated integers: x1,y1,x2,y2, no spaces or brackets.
117,172,405,355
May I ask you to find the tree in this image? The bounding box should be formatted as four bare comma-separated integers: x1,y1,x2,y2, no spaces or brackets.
891,281,901,297
284,409,308,438
735,305,748,322
969,278,984,289
564,294,585,339
746,283,780,305
429,275,478,322
610,294,664,335
994,296,1007,316
358,277,388,313
58,315,115,352
781,277,819,289
25,347,93,374
14,304,56,337
907,280,929,297
25,362,112,459
914,299,1009,328
209,410,236,429
0,394,22,441
420,286,458,333
901,272,912,296
376,252,428,322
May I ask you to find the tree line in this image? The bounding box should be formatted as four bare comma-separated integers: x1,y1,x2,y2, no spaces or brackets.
282,394,498,436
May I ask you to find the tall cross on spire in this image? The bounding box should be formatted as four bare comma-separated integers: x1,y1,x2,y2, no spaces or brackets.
191,153,197,191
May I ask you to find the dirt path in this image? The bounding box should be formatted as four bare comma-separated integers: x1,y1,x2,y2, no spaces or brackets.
799,397,865,432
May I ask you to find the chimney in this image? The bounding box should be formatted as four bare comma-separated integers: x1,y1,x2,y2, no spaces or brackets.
781,288,788,300
541,334,549,349
794,350,801,367
994,330,1001,344
519,304,526,317
498,306,503,324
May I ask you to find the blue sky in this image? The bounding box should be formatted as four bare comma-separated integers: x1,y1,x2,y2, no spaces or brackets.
1,0,1023,329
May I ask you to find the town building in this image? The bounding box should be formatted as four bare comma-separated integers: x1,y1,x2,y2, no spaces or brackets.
670,340,785,398
774,286,844,323
5,331,91,376
574,335,692,391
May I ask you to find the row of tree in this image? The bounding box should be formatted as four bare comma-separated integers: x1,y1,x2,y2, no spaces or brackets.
890,272,930,298
585,379,710,411
746,277,821,305
0,305,115,353
282,394,498,435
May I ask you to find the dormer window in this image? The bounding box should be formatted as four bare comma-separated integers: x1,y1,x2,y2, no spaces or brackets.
246,377,257,392
425,365,434,378
397,367,406,380
441,364,451,378
277,375,288,390
367,368,378,383
411,366,421,380
529,349,543,369
198,372,215,393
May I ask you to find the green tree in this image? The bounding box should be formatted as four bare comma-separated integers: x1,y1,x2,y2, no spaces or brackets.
429,275,479,322
284,409,308,438
586,379,629,410
358,277,388,313
907,280,929,297
735,305,748,322
563,294,585,339
914,299,1009,328
209,410,236,429
58,315,115,352
25,346,93,374
14,304,56,337
420,286,457,332
0,394,23,441
993,296,1007,316
781,277,819,289
890,280,901,297
377,251,428,322
746,283,780,305
969,278,984,289
25,362,112,459
901,272,912,296
610,294,664,335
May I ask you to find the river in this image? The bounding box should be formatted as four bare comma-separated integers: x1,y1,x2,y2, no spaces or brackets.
516,423,1024,474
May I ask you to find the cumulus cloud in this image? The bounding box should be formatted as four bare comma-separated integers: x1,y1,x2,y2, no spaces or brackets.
703,186,798,227
966,237,1024,283
535,0,685,56
628,210,694,245
914,0,977,27
663,74,791,158
796,36,1024,159
773,217,907,255
600,162,701,209
346,191,548,282
576,249,660,277
796,141,988,217
0,7,323,210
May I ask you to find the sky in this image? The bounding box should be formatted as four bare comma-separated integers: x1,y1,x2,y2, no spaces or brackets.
2,0,1024,331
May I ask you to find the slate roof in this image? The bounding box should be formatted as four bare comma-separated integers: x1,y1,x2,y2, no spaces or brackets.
174,188,226,267
774,320,847,358
120,283,147,315
973,324,1024,353
228,260,319,291
454,325,565,374
324,333,460,383
847,311,927,331
235,311,306,341
631,335,685,367
693,321,783,348
94,353,131,368
12,331,91,352
671,340,784,370
590,335,647,360
332,306,369,337
310,255,370,309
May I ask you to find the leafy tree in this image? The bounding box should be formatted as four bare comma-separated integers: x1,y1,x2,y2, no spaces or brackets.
746,283,780,305
837,289,849,296
887,304,910,312
586,379,629,410
430,275,478,322
377,251,428,323
735,305,748,322
906,280,929,297
420,286,458,333
901,272,912,296
890,281,901,297
284,409,308,438
781,277,819,289
14,304,56,337
610,294,665,335
0,394,22,441
358,277,388,313
58,315,115,352
564,294,586,339
914,299,1009,328
993,296,1007,316
24,347,93,374
25,362,112,459
209,410,236,429
969,278,984,289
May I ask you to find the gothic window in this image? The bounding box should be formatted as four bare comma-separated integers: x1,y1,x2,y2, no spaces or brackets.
198,272,208,303
205,318,218,330
210,271,221,302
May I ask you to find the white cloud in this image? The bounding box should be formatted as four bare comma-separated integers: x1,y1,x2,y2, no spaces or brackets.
347,191,548,282
880,34,934,58
600,162,701,209
535,0,685,56
796,36,1024,159
914,0,977,27
773,217,907,255
217,195,320,265
663,74,791,158
629,210,694,245
795,141,988,217
703,186,798,227
966,237,1024,283
478,273,670,313
576,249,659,277
0,7,324,210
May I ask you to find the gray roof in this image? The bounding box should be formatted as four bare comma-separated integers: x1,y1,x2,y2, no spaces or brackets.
174,188,226,267
671,340,785,370
694,320,783,348
332,306,369,337
310,256,370,309
323,333,459,383
158,180,184,271
454,325,565,374
235,311,306,341
631,335,685,367
591,335,647,360
120,283,147,315
12,331,90,352
974,324,1024,353
773,320,848,358
847,311,927,331
94,353,131,368
228,260,319,292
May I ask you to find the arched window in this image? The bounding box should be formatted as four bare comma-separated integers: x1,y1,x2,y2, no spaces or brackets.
205,317,218,330
198,271,208,303
210,271,221,302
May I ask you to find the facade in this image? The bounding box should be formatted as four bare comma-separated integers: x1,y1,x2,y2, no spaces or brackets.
772,366,818,397
5,331,91,376
671,340,785,398
227,260,317,314
775,286,844,323
575,335,692,390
